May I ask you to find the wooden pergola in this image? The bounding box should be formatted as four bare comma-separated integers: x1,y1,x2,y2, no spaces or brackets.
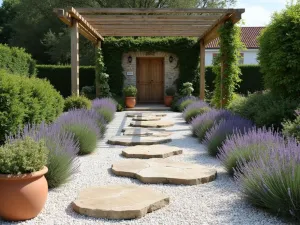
54,7,244,100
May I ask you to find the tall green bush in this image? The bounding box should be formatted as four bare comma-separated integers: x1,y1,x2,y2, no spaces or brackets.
227,91,299,129
0,44,36,76
0,70,64,143
258,3,300,99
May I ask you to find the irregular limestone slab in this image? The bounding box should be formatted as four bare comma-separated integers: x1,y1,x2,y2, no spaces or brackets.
127,113,167,118
112,159,217,185
130,120,174,128
72,185,169,220
122,145,183,159
108,136,172,146
132,116,161,121
123,128,171,137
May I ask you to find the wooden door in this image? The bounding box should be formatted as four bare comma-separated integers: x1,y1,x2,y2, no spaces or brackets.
137,58,164,103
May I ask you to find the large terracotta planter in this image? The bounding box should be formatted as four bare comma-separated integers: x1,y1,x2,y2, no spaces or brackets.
0,167,48,221
125,97,136,108
164,96,174,107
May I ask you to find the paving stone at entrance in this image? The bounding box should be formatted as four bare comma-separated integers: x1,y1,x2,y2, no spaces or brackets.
132,116,161,121
127,113,167,118
123,128,172,137
108,136,172,146
130,120,174,128
112,159,217,185
72,185,169,220
122,145,183,159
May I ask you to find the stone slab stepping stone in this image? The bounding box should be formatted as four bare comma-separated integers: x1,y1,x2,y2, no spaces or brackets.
127,113,167,118
130,120,174,128
132,116,161,121
112,159,217,185
122,145,183,159
72,185,169,220
108,136,171,146
123,128,171,137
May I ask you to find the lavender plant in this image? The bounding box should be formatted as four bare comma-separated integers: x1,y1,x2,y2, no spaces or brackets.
204,116,253,156
218,127,284,175
235,140,300,219
8,122,80,188
92,98,117,123
191,109,233,141
183,101,210,123
56,109,101,155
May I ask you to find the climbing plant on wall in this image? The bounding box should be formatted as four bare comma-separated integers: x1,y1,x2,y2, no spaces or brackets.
95,48,110,97
101,37,200,96
211,21,245,108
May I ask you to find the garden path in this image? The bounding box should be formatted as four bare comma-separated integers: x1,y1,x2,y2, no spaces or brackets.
1,112,286,225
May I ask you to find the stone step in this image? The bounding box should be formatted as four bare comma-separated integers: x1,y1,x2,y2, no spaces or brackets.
122,145,183,159
112,159,217,185
130,120,174,128
107,136,172,146
132,116,162,121
126,113,167,118
122,128,172,137
72,185,169,220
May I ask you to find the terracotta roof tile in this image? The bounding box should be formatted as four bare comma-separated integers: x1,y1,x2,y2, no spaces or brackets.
206,27,265,49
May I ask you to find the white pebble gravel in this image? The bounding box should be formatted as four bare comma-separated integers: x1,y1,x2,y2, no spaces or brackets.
0,112,288,225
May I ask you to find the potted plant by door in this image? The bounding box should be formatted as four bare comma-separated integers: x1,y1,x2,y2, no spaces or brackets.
165,87,176,107
123,85,137,108
0,137,49,221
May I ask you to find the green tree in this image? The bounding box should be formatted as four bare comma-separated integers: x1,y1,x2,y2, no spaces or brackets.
258,3,300,99
2,0,236,64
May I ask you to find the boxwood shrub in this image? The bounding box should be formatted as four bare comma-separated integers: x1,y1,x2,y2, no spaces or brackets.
0,44,36,76
0,70,64,143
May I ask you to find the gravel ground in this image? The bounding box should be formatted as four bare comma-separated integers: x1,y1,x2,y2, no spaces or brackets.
1,111,289,225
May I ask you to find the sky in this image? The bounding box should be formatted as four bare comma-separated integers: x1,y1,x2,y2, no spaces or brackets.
0,0,288,26
235,0,288,26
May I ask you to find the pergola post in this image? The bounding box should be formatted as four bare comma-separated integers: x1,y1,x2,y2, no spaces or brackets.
199,39,205,100
71,18,79,96
95,40,101,97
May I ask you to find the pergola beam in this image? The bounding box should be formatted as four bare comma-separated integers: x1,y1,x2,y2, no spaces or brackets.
77,8,237,14
83,15,223,21
89,21,216,25
201,9,245,45
54,9,99,44
66,7,104,41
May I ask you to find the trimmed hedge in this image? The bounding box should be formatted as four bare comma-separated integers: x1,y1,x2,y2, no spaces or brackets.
0,69,64,143
201,65,263,95
36,64,263,98
36,65,95,97
0,44,36,76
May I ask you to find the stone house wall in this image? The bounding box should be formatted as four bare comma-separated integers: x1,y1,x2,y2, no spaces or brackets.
122,51,179,95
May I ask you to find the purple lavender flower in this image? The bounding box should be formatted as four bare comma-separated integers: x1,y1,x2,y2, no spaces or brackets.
191,109,233,140
218,127,284,175
204,116,253,156
92,98,117,123
7,122,80,188
182,101,210,123
55,109,101,155
235,139,300,218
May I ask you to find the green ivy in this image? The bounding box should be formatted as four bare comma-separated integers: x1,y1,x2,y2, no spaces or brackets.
102,37,200,96
95,48,110,97
211,21,245,108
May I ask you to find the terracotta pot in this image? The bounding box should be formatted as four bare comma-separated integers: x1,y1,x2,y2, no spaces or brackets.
125,97,136,108
0,167,48,221
164,96,174,107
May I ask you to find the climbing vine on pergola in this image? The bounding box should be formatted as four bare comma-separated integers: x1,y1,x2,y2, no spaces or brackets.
54,7,244,105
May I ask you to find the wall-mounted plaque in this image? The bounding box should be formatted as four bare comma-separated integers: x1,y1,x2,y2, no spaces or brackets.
127,71,134,76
